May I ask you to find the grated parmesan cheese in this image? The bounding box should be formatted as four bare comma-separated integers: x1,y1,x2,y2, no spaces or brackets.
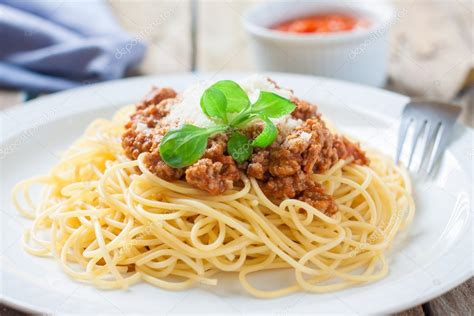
239,74,293,102
162,81,214,128
272,116,303,134
136,122,148,132
300,131,312,142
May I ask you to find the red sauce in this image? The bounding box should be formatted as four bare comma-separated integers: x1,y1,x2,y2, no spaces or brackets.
271,13,369,34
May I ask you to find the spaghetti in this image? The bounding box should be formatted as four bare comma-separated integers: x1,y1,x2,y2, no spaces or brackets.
12,106,415,298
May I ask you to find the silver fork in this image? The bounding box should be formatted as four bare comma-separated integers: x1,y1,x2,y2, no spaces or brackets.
396,100,462,174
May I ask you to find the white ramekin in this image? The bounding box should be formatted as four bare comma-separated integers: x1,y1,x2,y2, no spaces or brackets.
243,0,395,87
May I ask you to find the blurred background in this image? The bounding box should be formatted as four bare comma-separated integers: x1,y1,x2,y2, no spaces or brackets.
0,0,473,314
0,0,472,127
110,0,473,125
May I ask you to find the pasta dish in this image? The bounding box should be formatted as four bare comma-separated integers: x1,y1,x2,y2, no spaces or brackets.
13,75,415,298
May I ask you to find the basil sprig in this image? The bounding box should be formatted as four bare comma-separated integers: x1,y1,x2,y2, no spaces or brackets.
159,80,295,167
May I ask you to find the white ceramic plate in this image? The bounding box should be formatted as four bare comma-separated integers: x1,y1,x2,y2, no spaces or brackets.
1,73,472,314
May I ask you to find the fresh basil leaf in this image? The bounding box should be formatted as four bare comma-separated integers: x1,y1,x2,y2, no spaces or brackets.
227,132,253,163
211,80,250,113
251,91,295,118
159,124,211,168
200,87,227,122
251,117,278,148
229,111,255,128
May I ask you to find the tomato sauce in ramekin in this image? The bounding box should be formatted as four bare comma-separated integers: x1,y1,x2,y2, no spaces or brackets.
271,13,370,34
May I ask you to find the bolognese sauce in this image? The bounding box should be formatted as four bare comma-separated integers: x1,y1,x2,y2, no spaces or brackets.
121,78,368,215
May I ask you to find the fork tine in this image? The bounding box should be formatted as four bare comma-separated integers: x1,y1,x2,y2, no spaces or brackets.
395,118,412,164
407,119,427,169
427,123,452,174
418,121,441,173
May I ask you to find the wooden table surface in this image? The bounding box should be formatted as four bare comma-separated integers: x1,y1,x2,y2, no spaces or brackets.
1,0,472,315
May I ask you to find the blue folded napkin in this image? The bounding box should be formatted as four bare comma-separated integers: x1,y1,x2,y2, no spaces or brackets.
0,0,146,93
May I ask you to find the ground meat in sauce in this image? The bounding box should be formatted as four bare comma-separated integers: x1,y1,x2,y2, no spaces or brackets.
122,87,177,160
290,97,319,121
136,86,177,111
244,117,366,215
334,136,369,165
185,134,240,194
121,80,369,216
